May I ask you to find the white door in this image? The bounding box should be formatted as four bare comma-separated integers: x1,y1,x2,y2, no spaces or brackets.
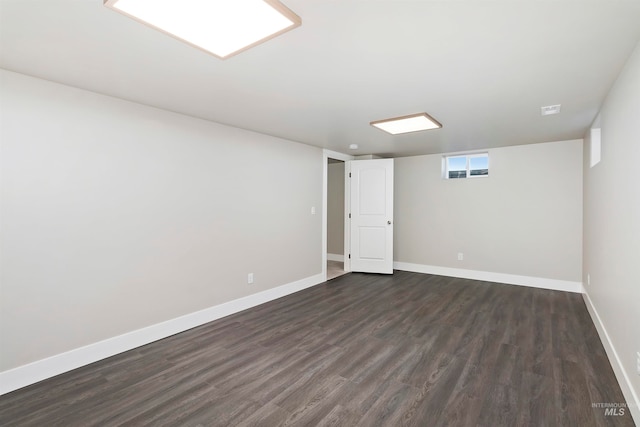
349,159,394,274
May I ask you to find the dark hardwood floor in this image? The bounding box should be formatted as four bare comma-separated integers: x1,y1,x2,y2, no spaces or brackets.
0,271,634,426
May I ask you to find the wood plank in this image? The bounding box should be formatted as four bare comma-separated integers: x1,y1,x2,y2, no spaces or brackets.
0,272,634,426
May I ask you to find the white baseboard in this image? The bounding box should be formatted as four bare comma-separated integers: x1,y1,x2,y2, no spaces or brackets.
582,290,640,423
393,262,583,293
0,273,325,396
327,253,344,262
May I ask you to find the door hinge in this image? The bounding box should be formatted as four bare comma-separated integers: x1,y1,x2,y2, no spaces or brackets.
348,254,351,259
349,172,351,178
348,213,351,218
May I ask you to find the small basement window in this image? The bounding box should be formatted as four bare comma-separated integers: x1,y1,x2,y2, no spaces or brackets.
444,153,489,179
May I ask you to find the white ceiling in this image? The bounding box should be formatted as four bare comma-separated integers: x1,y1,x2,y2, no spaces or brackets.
2,0,640,157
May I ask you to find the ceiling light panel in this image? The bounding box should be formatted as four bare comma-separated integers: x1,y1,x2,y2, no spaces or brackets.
104,0,301,59
370,113,442,135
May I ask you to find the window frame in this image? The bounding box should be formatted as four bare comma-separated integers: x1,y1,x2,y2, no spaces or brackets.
443,152,489,180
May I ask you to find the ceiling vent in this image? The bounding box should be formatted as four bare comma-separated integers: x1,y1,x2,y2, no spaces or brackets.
541,104,561,116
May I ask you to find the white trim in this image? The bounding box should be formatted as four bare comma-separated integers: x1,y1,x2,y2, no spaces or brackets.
324,149,354,163
322,154,328,281
393,262,583,293
327,253,344,262
582,290,640,423
0,273,325,396
344,160,351,272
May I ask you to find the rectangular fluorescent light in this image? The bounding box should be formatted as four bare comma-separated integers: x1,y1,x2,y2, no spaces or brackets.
370,113,442,135
104,0,301,59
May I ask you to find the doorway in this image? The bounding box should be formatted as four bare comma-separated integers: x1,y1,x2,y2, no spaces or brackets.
322,149,353,282
327,158,347,280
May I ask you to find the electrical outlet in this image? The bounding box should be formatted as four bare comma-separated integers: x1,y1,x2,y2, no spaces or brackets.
636,352,640,375
457,253,464,261
247,273,254,284
587,274,590,286
311,206,316,215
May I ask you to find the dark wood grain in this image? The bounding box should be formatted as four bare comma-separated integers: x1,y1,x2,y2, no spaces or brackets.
0,271,634,426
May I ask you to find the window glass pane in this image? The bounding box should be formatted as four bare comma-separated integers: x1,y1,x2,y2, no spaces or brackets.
469,155,489,176
447,156,466,179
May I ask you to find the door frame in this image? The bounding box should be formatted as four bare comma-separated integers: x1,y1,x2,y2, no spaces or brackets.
322,149,354,281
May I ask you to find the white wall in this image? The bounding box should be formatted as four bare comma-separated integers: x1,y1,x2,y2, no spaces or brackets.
394,140,583,284
0,70,323,372
327,162,344,256
583,41,640,415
